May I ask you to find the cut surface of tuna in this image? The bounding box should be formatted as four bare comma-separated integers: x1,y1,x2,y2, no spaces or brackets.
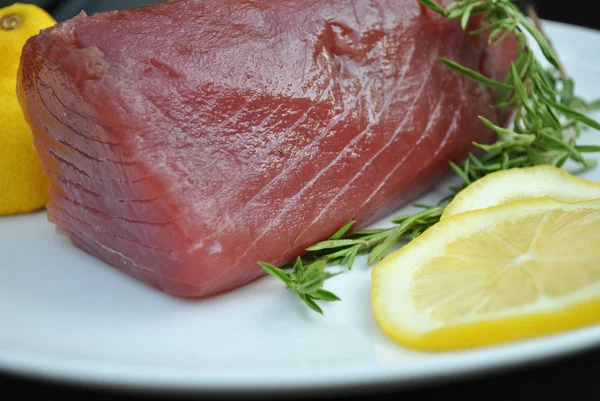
18,0,517,297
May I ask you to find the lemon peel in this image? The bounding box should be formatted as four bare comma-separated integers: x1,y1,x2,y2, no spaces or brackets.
0,3,55,215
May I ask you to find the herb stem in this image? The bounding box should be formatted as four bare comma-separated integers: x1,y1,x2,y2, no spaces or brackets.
526,5,567,79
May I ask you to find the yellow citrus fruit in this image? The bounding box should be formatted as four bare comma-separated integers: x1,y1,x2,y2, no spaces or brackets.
1,3,55,216
372,197,600,351
441,165,600,220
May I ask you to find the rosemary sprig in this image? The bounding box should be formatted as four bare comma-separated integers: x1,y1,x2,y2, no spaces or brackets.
259,258,341,314
260,0,600,314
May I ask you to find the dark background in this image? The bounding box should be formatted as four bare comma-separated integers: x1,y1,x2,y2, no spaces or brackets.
1,0,600,30
1,1,599,400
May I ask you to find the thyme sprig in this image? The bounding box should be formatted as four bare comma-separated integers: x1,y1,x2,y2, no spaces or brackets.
260,0,600,314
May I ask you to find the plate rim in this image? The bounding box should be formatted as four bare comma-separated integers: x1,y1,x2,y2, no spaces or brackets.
2,19,600,395
1,324,599,394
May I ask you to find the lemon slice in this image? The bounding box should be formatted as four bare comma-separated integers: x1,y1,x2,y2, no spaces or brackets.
372,197,600,351
441,165,600,220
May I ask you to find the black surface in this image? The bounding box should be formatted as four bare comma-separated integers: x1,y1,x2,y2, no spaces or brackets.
1,0,599,399
2,0,600,30
1,345,599,400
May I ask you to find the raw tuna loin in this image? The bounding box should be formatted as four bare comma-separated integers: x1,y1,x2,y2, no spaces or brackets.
18,0,516,297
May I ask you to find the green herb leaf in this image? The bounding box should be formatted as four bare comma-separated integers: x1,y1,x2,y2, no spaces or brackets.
576,145,600,153
450,161,471,184
305,239,367,252
328,221,356,240
440,58,514,90
299,294,324,315
345,245,361,270
311,289,341,302
539,95,600,131
259,262,294,288
418,0,448,16
586,99,600,112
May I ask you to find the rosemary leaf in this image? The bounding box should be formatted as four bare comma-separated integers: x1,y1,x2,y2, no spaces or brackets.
586,99,600,112
311,289,341,302
300,294,324,315
539,95,600,131
328,221,357,240
576,145,600,153
450,161,471,184
418,0,448,16
260,262,293,288
306,239,367,252
440,58,514,90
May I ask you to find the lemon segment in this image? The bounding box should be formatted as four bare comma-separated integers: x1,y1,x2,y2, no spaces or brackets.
0,3,56,215
372,197,600,351
441,165,600,220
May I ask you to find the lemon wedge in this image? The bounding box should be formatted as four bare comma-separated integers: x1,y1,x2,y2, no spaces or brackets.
1,3,56,215
441,165,600,220
372,197,600,351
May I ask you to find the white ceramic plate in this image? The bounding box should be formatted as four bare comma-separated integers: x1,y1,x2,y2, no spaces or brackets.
1,20,600,396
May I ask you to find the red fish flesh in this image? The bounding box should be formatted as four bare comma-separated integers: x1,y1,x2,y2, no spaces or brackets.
18,0,516,297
